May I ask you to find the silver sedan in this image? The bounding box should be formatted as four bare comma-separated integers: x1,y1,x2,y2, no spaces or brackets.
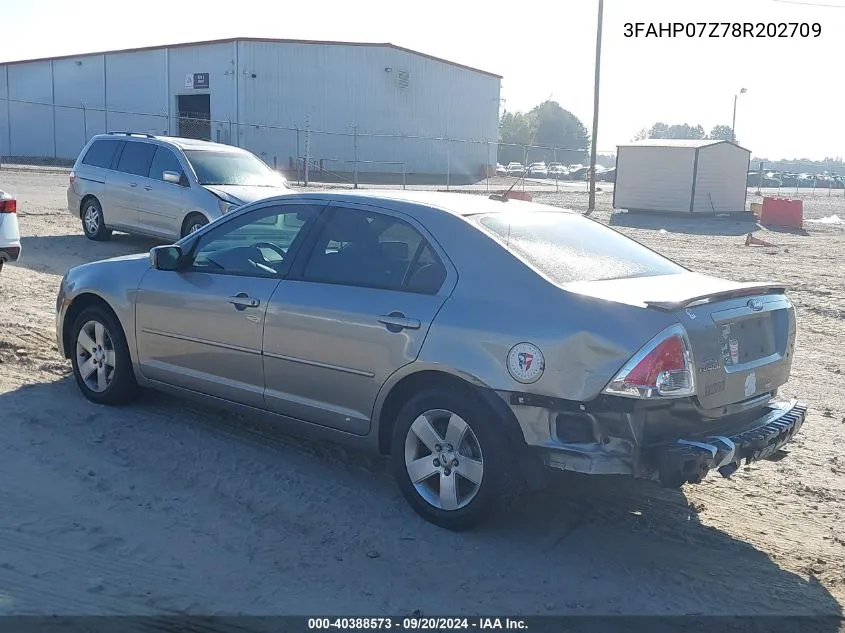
55,191,807,530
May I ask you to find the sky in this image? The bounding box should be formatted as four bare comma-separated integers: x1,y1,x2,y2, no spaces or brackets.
2,0,844,160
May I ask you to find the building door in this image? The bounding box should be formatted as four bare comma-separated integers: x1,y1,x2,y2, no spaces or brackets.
177,94,211,141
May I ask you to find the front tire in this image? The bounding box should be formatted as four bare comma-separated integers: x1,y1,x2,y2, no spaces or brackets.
181,213,209,238
81,198,112,241
391,388,510,531
70,306,138,405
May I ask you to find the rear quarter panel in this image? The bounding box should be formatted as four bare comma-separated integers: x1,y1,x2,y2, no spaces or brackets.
398,209,678,402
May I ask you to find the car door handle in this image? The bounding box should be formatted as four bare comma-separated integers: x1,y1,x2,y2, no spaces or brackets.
228,294,260,309
143,185,153,191
129,182,138,188
378,313,421,330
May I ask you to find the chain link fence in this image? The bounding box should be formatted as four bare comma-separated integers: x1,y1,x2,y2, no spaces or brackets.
0,99,589,190
748,160,845,198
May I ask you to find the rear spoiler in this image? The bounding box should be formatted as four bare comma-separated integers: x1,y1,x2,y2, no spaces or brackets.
645,282,788,311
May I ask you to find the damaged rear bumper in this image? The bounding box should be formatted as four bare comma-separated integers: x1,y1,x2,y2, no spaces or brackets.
652,399,807,487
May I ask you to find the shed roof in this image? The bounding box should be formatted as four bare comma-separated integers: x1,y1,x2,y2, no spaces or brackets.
0,37,501,79
617,139,750,152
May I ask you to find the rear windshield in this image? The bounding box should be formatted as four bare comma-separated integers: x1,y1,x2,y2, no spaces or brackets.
184,150,286,187
475,210,686,283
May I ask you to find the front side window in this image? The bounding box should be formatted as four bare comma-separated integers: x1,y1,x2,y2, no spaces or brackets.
115,142,157,177
301,207,446,294
184,150,288,187
475,210,686,284
189,205,320,277
149,147,185,182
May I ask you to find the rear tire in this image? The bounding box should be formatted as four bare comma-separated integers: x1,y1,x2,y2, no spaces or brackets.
181,213,209,238
81,198,112,241
69,306,138,405
391,387,511,531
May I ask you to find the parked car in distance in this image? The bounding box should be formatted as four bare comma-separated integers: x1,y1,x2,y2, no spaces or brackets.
56,190,807,530
528,162,548,178
506,162,525,176
0,189,20,274
67,132,292,243
597,167,616,182
495,163,507,177
548,163,568,178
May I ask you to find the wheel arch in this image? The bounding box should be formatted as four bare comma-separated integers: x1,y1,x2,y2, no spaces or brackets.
180,210,212,237
374,368,527,457
79,194,100,220
61,292,124,360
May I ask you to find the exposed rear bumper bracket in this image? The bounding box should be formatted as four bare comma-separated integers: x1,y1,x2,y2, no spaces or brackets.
656,399,807,488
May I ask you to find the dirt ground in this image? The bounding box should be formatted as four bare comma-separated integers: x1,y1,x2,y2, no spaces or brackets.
0,165,843,619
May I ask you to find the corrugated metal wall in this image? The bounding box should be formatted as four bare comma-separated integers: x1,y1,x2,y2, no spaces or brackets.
0,40,501,177
167,42,237,145
692,143,750,213
614,146,696,212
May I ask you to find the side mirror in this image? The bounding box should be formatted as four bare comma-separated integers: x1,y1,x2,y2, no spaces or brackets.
150,245,183,271
162,171,182,184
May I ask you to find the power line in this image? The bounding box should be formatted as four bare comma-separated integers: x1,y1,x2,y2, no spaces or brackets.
773,0,845,7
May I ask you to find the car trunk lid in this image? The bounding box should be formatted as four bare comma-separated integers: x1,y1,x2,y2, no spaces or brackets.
563,272,797,409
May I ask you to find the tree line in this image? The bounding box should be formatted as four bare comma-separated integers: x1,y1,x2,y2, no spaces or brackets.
498,103,843,172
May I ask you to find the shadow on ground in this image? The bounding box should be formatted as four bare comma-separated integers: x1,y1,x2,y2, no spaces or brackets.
608,211,760,237
17,232,164,276
0,375,841,619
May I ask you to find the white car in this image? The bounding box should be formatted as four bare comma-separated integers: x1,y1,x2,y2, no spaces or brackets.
0,189,20,274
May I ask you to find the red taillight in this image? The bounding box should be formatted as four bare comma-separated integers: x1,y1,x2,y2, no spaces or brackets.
0,198,16,214
604,325,695,399
69,171,76,187
624,335,686,387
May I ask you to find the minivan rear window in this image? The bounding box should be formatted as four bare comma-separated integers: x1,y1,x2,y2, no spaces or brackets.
475,211,686,283
81,140,120,169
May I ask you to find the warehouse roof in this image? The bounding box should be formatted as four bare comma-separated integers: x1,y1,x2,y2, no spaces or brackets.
0,37,502,79
617,139,750,151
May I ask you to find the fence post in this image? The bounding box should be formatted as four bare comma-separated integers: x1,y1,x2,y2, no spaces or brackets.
486,140,491,191
304,115,311,187
522,145,527,192
554,147,559,192
353,124,359,190
295,124,301,185
403,163,406,190
446,138,451,191
82,102,88,148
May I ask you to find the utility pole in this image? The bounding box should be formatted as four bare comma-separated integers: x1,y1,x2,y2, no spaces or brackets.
732,88,747,142
587,0,604,215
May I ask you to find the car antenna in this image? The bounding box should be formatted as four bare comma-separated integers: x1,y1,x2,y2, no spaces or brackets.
489,93,551,202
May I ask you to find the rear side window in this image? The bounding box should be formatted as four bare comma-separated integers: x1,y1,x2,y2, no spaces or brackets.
81,140,120,169
476,211,686,283
116,142,157,177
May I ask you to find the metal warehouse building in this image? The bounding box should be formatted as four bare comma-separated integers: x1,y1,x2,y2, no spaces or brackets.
0,38,501,182
613,139,751,214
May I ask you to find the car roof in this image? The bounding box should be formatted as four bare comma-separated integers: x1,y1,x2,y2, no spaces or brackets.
91,134,246,153
263,189,577,218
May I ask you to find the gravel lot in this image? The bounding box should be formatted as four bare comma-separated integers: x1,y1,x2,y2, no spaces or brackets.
0,166,843,619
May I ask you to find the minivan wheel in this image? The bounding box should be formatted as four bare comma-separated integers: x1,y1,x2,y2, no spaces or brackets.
391,388,509,531
81,198,112,241
181,213,208,238
70,306,138,405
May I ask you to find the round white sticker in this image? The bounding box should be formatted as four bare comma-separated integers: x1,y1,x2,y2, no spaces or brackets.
507,342,545,384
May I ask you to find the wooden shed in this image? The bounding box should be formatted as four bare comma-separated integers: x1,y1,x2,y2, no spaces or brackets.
613,139,751,214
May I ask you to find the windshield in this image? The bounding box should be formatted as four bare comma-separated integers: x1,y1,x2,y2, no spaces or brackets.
184,150,286,187
476,210,686,283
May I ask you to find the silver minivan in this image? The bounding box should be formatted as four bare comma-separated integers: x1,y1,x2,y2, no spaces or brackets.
68,133,292,241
